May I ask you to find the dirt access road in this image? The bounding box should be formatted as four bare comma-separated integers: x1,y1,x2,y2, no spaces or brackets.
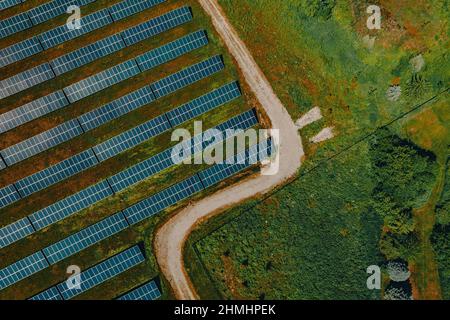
154,0,304,299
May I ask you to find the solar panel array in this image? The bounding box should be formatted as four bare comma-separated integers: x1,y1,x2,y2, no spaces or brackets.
0,0,23,11
0,91,69,134
29,286,62,301
57,245,144,300
43,212,129,264
109,0,165,21
28,0,96,25
0,12,32,39
0,217,34,249
0,119,83,166
117,281,161,300
0,157,6,170
0,63,55,99
29,180,113,231
0,251,48,291
0,36,42,68
0,184,20,209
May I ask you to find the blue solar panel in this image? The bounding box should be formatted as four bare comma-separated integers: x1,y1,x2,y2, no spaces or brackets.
0,0,23,11
29,287,63,301
0,217,34,249
0,157,6,170
50,33,125,76
63,59,140,103
166,81,241,127
136,30,208,72
38,9,112,50
43,212,128,265
0,119,83,166
0,184,21,209
0,251,49,291
93,114,170,162
0,91,69,134
117,281,161,300
121,6,192,46
78,85,155,132
28,0,96,25
0,12,32,39
0,36,43,68
15,149,99,197
109,0,165,21
151,55,224,99
0,63,55,99
57,245,144,300
123,175,203,225
29,180,113,231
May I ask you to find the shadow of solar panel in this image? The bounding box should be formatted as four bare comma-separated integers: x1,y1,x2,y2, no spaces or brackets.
28,0,95,25
136,30,208,72
56,245,144,300
43,212,128,264
0,12,32,39
38,9,112,50
15,149,99,197
29,287,63,301
0,63,55,99
0,217,34,249
63,59,140,103
78,85,155,132
50,33,125,76
123,175,203,225
0,91,69,134
121,6,192,46
93,114,170,162
28,180,113,231
0,36,43,68
0,119,83,166
0,0,23,11
166,81,241,127
151,55,224,99
0,184,20,209
117,281,161,300
109,0,165,21
0,251,48,291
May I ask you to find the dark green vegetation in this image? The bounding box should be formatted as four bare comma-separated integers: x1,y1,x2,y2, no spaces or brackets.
0,0,260,299
187,0,449,300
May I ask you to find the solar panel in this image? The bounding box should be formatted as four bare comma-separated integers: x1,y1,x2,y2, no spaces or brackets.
93,114,170,162
166,81,241,127
29,180,113,231
0,12,32,39
0,217,34,249
15,149,99,197
0,184,21,209
57,245,144,300
0,36,43,68
108,0,165,21
0,119,83,166
28,0,96,25
38,9,112,50
117,281,161,300
63,59,140,103
0,0,23,11
136,30,208,72
78,85,155,132
50,33,125,76
121,6,192,46
0,63,55,99
0,157,6,170
29,287,63,301
0,251,48,291
123,175,203,225
42,211,128,265
0,91,69,134
151,55,224,99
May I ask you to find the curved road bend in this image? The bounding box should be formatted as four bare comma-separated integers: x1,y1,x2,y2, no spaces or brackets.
154,0,304,300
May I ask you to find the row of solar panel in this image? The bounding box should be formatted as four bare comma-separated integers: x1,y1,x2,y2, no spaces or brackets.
0,0,23,12
0,7,194,135
0,5,190,69
0,109,257,251
0,81,241,210
1,140,272,296
0,0,167,40
0,51,218,170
